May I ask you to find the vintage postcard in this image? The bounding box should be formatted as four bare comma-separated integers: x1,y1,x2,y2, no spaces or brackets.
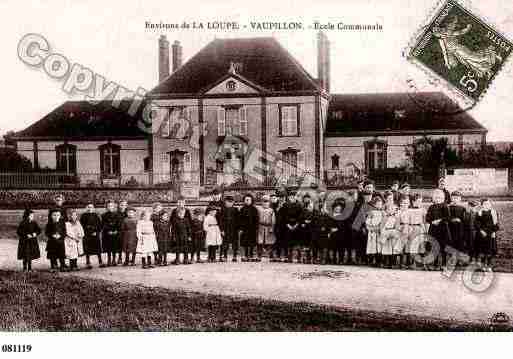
1,0,513,354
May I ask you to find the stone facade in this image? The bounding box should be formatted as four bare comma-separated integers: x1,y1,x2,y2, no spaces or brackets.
16,139,151,186
150,89,328,188
325,132,485,173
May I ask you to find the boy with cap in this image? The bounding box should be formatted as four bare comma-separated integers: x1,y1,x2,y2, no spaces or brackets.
80,203,104,269
269,190,283,261
45,208,67,272
476,198,500,271
48,194,68,223
407,193,428,269
363,180,375,195
151,202,164,264
391,181,400,205
344,189,359,264
220,195,240,262
426,189,451,270
239,193,259,261
465,200,480,264
351,189,373,264
258,195,276,261
277,189,303,262
121,207,138,266
448,191,467,253
102,200,122,266
438,177,452,204
208,187,224,223
191,208,205,263
399,183,412,206
171,196,193,264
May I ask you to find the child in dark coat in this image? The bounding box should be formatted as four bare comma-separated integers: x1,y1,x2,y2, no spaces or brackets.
155,211,172,266
239,194,259,262
465,200,480,264
476,198,500,271
220,196,239,262
121,207,138,266
191,208,205,263
351,190,373,265
299,201,318,264
45,209,66,272
317,206,335,265
151,202,164,264
17,209,41,272
277,190,303,263
171,198,192,265
102,201,122,267
448,191,467,253
80,203,104,269
426,189,452,270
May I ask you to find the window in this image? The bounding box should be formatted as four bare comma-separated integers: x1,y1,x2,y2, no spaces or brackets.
225,108,237,136
365,140,387,172
56,144,77,174
239,107,247,136
99,143,121,177
217,106,247,136
280,148,305,182
163,107,191,138
216,147,243,185
169,151,192,182
217,107,225,136
331,154,340,170
143,156,151,172
279,105,300,136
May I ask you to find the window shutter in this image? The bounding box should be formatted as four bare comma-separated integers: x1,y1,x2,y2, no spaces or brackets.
114,147,121,175
185,106,193,122
183,152,192,181
70,149,77,173
161,108,170,137
282,107,289,136
182,107,193,138
239,106,247,136
217,107,225,136
383,142,388,169
290,107,298,136
99,147,105,174
56,147,62,171
297,151,306,176
231,109,239,136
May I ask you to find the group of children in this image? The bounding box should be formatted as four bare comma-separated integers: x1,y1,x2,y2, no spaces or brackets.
16,179,501,272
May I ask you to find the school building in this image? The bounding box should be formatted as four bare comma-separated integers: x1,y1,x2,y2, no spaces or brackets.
10,33,487,194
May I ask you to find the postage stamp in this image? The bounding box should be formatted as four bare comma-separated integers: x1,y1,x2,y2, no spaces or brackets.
407,0,512,103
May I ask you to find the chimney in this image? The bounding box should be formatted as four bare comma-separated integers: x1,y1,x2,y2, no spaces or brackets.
158,35,170,83
317,32,330,93
172,40,182,73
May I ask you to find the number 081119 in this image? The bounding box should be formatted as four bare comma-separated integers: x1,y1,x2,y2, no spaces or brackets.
1,344,32,353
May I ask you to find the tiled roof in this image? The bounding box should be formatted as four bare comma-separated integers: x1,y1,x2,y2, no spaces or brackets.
149,37,320,95
14,100,148,139
326,92,486,135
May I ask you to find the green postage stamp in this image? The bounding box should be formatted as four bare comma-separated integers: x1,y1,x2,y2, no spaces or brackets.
408,0,512,103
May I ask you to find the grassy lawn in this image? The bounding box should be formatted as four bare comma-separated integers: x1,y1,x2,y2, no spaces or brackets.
0,270,492,331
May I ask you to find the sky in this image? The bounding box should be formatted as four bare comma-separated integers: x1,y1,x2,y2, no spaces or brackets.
1,0,512,140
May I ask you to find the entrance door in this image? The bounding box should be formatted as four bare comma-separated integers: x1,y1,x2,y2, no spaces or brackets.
170,153,184,183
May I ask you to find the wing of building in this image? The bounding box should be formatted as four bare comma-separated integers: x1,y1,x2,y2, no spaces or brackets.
11,34,486,190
